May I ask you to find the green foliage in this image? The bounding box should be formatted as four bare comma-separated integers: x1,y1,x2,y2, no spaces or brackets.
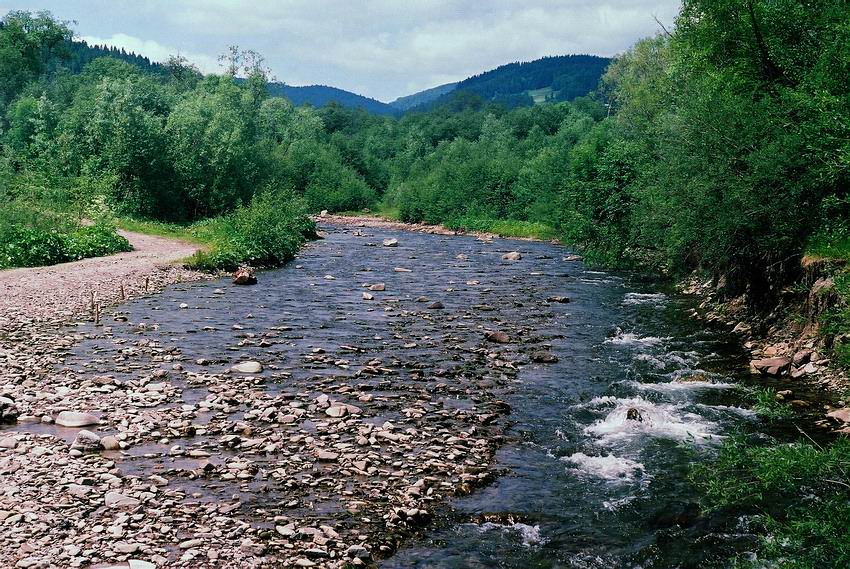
742,387,794,421
0,218,129,269
65,223,131,260
692,435,850,568
188,191,315,271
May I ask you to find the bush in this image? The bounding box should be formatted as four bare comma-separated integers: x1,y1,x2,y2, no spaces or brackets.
66,223,131,260
0,222,129,269
188,190,315,271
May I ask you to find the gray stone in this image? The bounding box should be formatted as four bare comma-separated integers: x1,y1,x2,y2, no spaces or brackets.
71,429,102,451
231,361,263,374
55,411,99,427
105,491,140,508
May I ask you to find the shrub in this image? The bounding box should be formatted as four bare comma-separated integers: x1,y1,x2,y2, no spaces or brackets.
188,190,315,271
66,223,131,260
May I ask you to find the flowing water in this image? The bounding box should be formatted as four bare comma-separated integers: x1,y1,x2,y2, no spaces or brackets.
9,223,788,567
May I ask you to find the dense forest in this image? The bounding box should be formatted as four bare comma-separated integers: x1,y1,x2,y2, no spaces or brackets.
1,4,850,564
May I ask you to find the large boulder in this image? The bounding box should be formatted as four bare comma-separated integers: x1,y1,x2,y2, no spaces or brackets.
750,357,792,376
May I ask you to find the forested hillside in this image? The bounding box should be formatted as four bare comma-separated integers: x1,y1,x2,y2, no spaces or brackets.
265,82,398,116
389,82,457,111
412,54,611,110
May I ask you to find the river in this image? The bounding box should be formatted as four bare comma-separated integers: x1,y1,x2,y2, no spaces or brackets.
5,222,773,567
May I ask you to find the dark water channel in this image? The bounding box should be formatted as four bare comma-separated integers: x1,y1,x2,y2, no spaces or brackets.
14,223,785,567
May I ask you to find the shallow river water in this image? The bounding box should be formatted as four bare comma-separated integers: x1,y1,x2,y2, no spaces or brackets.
10,223,777,567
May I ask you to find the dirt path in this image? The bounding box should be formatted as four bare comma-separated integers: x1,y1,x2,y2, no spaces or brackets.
0,230,205,326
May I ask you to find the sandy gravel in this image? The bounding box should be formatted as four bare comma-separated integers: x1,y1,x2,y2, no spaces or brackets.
0,230,205,327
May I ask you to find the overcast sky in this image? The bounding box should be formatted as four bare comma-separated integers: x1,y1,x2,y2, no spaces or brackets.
2,1,681,102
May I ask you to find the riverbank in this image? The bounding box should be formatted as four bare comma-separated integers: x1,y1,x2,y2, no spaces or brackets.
316,213,561,244
0,223,557,568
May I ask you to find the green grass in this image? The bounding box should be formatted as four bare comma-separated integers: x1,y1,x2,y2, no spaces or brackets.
692,435,850,569
527,86,554,104
116,217,210,246
442,217,558,240
805,232,850,261
742,387,795,422
120,192,316,272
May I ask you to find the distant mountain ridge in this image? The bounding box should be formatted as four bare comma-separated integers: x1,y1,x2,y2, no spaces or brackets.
407,54,611,111
67,40,610,115
389,82,457,111
265,83,399,116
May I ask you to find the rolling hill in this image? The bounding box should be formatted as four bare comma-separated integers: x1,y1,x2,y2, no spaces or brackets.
389,82,457,111
265,83,398,116
406,54,611,111
67,41,610,116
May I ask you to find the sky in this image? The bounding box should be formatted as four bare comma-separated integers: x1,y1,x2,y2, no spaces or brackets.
1,1,681,102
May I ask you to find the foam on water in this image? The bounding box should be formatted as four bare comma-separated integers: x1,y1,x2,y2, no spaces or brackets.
629,379,737,393
583,397,718,444
474,522,546,547
622,292,668,306
561,452,647,483
606,332,670,347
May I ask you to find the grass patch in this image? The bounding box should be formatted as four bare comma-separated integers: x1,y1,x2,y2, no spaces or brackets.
741,387,794,422
116,218,209,246
805,232,850,262
0,221,130,269
119,192,316,272
185,191,316,272
442,216,558,240
692,435,850,569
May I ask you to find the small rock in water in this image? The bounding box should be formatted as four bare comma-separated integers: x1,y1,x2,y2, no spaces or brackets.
531,351,558,363
626,408,644,422
383,238,399,247
427,301,445,309
55,411,99,427
232,267,258,285
232,361,263,374
502,251,522,261
547,295,570,304
485,331,511,344
369,283,386,292
362,292,374,301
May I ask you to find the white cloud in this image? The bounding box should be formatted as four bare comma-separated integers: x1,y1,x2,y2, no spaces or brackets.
79,33,220,74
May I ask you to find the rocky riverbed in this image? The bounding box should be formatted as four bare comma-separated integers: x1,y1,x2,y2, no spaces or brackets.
0,224,575,568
